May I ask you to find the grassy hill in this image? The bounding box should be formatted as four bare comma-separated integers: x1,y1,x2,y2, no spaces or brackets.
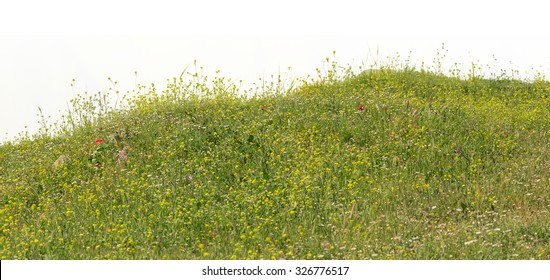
1,61,549,259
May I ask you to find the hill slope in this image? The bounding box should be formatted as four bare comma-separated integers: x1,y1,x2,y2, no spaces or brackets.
1,66,549,259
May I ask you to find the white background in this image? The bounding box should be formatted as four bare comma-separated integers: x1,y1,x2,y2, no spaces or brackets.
2,260,549,280
1,0,549,143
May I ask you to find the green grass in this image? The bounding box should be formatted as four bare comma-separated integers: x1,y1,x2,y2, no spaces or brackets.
1,57,549,260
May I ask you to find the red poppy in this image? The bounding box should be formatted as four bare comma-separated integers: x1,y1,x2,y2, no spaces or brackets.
260,106,265,111
358,104,364,111
95,138,103,144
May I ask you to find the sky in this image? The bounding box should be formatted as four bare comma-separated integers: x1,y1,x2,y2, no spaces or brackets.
1,0,549,143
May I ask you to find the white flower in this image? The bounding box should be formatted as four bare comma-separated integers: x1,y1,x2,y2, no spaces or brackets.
464,239,477,245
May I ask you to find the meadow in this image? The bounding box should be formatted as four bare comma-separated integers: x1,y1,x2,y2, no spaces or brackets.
0,55,549,259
